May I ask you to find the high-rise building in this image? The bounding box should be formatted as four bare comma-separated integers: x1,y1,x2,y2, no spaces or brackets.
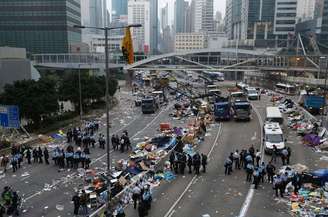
161,3,169,31
224,0,233,39
112,0,128,22
185,3,193,33
245,0,276,41
128,0,151,54
81,0,109,45
0,0,81,54
320,0,328,45
175,0,186,33
225,0,276,44
190,0,196,32
192,0,214,32
274,0,297,38
214,11,224,32
297,0,316,22
149,0,159,54
81,0,108,35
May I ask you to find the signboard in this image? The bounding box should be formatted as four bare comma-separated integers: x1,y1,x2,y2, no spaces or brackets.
0,105,20,129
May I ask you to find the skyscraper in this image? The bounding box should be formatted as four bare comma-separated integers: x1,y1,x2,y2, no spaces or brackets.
224,0,233,39
193,0,214,32
274,0,297,38
81,0,108,43
112,0,128,22
175,0,186,33
0,0,81,54
320,0,328,45
128,0,151,53
150,0,159,54
297,0,316,22
161,3,169,32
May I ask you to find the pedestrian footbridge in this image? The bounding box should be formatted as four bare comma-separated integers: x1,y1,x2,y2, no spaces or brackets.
33,48,321,73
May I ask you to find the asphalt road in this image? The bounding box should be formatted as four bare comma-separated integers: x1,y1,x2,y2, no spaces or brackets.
2,81,327,217
125,88,328,217
125,95,262,217
245,94,328,217
0,90,177,216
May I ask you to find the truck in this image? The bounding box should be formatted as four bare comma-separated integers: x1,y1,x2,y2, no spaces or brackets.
214,101,232,121
141,97,159,114
303,95,325,115
232,100,251,121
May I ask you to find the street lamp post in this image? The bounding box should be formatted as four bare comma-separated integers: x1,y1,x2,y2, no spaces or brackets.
235,32,239,82
73,24,142,173
78,64,83,123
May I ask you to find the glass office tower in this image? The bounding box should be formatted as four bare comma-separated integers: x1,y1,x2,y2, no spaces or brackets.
0,0,81,54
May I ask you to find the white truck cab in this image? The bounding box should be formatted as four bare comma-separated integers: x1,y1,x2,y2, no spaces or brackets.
264,122,285,154
246,87,259,100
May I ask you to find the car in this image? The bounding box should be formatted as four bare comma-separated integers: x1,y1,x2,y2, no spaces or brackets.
264,122,285,154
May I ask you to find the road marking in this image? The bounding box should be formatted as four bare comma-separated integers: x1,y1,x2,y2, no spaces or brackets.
237,103,263,217
23,104,173,203
90,103,174,165
251,132,257,141
252,104,264,162
238,188,255,217
164,123,222,217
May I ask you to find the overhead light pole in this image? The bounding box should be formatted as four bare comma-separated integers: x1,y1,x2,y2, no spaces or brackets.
78,64,83,123
73,24,142,173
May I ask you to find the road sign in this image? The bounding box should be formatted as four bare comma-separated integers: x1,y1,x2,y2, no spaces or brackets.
0,105,20,129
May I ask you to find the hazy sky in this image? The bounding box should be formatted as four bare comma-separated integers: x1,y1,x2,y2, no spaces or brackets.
159,0,225,17
108,0,226,25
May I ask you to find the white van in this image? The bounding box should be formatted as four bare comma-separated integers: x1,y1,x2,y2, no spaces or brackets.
246,87,259,100
265,107,283,125
264,122,285,154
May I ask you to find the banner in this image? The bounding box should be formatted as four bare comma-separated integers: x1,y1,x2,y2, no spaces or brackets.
121,27,134,64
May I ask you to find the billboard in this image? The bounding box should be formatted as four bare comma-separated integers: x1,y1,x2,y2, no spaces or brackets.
0,105,20,129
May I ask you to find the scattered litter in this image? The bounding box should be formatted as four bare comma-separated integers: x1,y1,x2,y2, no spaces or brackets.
43,184,51,191
319,156,328,161
21,172,30,177
55,204,64,211
44,206,48,209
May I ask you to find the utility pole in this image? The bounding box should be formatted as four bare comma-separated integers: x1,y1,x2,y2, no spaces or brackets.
78,65,83,123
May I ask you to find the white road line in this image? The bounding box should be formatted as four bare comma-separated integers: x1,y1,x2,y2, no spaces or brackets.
252,104,264,163
164,123,222,217
23,104,173,202
237,103,263,217
90,103,174,165
238,188,255,217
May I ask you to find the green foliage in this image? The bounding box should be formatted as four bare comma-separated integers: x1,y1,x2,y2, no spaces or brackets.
58,72,118,107
0,77,58,126
0,70,119,130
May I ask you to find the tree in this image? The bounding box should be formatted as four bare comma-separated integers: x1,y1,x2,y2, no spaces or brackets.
58,72,118,110
0,77,59,127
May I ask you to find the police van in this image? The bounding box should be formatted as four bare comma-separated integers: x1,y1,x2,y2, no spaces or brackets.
263,122,285,154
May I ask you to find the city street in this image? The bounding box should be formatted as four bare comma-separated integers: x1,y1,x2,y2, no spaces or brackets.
123,84,328,217
0,89,176,216
1,81,328,217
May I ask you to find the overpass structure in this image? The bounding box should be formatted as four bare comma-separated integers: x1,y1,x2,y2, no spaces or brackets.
33,48,321,74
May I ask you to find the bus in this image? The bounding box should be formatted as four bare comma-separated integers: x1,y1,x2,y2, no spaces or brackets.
275,83,296,95
205,71,224,81
265,107,283,125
